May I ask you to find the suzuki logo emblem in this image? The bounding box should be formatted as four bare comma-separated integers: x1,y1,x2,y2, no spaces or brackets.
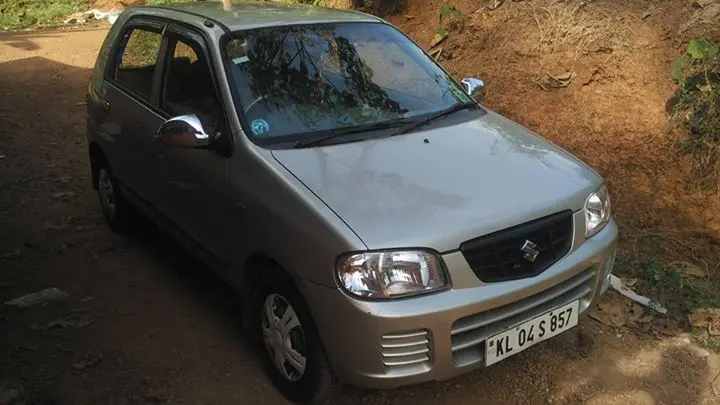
521,240,540,263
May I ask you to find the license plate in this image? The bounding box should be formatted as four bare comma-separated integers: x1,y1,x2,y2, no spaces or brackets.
485,300,579,366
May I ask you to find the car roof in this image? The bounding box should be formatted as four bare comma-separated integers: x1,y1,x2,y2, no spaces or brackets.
141,1,381,31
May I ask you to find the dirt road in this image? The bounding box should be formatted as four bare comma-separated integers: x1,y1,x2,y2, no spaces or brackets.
0,28,718,405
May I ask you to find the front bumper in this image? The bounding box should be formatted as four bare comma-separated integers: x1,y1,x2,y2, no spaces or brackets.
299,216,618,389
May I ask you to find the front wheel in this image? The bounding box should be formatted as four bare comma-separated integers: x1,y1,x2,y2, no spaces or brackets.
95,160,133,232
257,277,335,404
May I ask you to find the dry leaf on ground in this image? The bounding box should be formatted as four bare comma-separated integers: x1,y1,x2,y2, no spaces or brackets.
620,277,639,287
670,260,706,278
689,308,720,336
488,0,505,11
72,354,102,371
536,71,574,91
429,32,448,48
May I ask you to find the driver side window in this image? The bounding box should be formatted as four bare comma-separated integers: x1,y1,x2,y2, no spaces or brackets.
163,36,221,131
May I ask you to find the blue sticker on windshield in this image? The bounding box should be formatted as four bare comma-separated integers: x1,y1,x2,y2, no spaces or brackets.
251,119,270,136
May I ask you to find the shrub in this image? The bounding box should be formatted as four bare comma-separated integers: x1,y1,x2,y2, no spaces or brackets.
672,39,720,191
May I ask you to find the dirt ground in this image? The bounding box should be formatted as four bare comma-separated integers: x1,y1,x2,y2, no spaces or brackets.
1,1,720,404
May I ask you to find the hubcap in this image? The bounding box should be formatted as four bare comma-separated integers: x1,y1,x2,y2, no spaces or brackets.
98,168,116,219
261,294,307,382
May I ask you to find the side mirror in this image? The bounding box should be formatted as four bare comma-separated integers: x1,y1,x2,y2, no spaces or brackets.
156,114,211,148
461,77,485,101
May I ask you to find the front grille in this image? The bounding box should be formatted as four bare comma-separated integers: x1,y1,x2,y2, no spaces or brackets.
451,268,596,367
381,330,431,370
460,210,573,283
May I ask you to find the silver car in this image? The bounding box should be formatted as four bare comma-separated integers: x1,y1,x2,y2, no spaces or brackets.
86,2,618,403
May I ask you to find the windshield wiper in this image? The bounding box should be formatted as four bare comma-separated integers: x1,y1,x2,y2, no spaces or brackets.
293,118,409,148
392,101,477,136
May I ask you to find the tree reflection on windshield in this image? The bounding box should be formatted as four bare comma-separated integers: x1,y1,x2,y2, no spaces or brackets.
224,22,469,141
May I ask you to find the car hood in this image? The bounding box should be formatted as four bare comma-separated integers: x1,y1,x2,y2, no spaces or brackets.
271,110,602,252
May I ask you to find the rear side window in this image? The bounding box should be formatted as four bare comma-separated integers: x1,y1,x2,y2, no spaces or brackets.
114,28,162,101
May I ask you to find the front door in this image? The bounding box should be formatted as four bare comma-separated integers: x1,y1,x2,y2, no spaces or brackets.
153,24,234,265
103,20,167,203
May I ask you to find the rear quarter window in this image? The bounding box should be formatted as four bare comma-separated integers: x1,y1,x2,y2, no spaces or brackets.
113,28,162,101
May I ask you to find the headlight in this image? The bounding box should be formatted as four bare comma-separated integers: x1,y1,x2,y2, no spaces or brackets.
585,185,611,237
336,250,447,299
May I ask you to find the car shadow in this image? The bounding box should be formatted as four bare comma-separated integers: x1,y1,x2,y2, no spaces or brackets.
0,54,273,404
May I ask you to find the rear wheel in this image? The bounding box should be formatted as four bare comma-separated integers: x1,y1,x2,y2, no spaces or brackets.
95,160,133,232
256,274,336,404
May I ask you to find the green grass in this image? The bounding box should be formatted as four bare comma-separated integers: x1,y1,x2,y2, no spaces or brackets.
671,39,720,192
684,281,720,311
691,328,720,353
614,253,720,316
0,0,88,30
0,0,221,30
614,252,720,353
0,0,323,30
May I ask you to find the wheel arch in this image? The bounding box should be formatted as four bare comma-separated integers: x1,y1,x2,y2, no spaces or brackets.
245,252,338,401
241,252,306,328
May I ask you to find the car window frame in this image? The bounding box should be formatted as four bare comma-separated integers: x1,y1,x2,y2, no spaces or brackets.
159,24,224,121
155,23,233,142
105,17,168,110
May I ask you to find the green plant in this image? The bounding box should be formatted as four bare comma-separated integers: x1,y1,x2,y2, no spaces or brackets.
682,278,720,311
641,259,683,290
672,39,720,84
671,38,720,191
0,0,86,29
615,253,720,319
436,3,463,38
440,4,462,24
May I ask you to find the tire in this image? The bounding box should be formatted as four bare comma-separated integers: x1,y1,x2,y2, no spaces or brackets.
256,272,336,404
95,159,133,232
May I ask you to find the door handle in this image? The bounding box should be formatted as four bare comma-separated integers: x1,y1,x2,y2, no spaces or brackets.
102,99,110,112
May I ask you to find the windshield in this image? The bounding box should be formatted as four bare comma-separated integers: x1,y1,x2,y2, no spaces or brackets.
223,22,473,143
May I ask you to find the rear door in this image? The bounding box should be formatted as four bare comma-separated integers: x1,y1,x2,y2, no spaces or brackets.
102,18,167,204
